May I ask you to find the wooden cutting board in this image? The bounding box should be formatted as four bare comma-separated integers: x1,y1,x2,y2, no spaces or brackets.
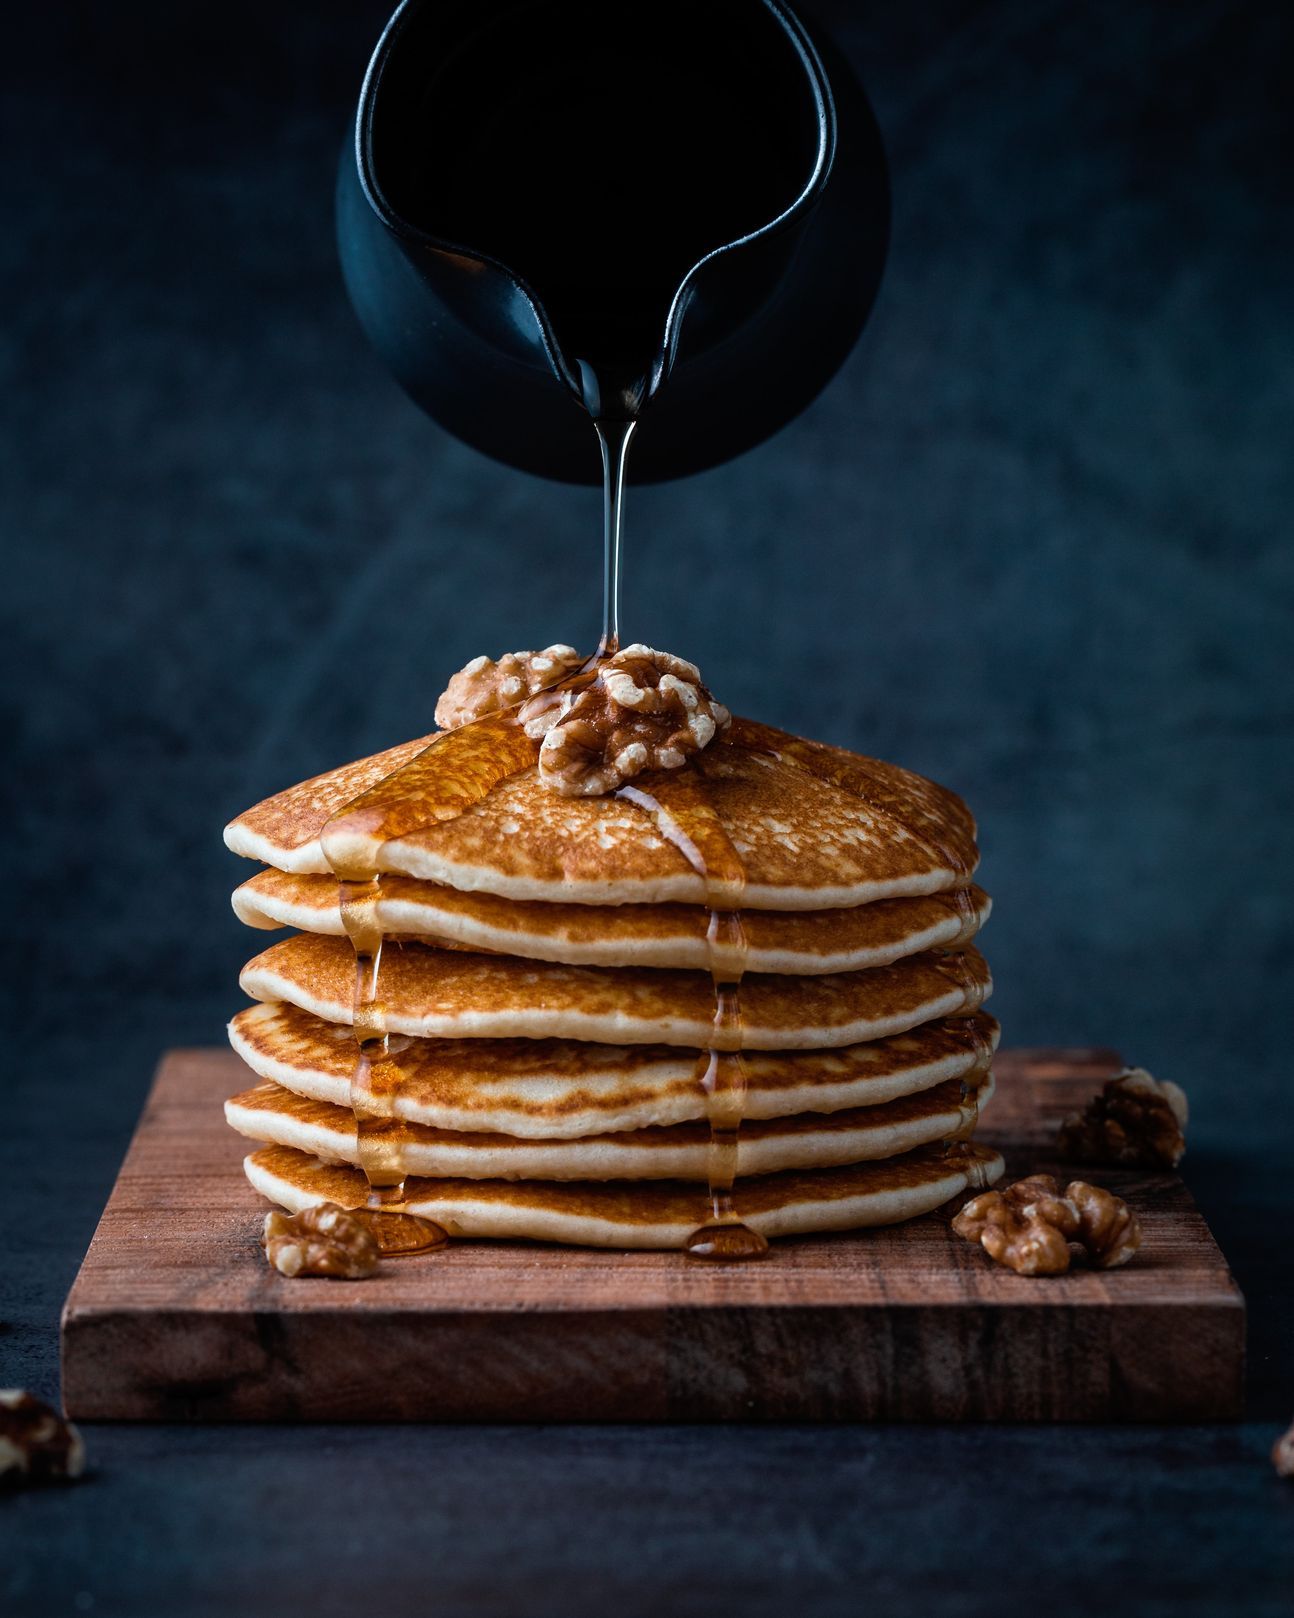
60,1047,1244,1422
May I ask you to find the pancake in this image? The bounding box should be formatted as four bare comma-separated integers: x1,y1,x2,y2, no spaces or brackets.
232,870,990,974
226,1070,995,1181
229,1002,1000,1137
245,1139,1005,1248
224,719,978,909
239,933,992,1050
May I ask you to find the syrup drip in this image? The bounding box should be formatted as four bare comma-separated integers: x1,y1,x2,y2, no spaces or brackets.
938,885,983,948
330,886,450,1257
944,1079,983,1144
942,1141,999,1192
921,1011,998,1154
928,949,990,1016
336,877,407,1203
320,711,543,1253
945,1014,997,1095
618,771,769,1261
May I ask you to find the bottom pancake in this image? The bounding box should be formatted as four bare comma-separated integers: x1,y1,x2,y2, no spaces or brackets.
227,1071,995,1181
244,1141,1004,1249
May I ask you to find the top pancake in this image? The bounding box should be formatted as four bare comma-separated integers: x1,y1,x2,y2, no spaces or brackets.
224,717,978,909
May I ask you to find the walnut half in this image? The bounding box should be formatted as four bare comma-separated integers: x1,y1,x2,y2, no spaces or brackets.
952,1174,1140,1276
0,1391,85,1487
435,645,584,731
262,1202,380,1279
1057,1066,1188,1169
537,644,731,797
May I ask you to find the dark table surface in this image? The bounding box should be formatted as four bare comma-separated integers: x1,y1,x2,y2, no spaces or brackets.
4,1,1293,1611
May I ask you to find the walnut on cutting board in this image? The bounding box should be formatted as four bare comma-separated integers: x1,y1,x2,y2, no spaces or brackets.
1065,1179,1141,1270
1057,1067,1188,1169
262,1202,380,1279
952,1174,1140,1276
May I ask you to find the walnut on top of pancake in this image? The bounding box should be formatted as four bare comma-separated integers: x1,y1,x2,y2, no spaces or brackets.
434,644,584,731
436,643,731,798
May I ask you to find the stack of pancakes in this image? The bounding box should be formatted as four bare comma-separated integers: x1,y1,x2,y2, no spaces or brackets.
223,717,1003,1250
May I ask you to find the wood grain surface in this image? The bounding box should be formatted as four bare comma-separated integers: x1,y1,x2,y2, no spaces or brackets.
60,1048,1245,1422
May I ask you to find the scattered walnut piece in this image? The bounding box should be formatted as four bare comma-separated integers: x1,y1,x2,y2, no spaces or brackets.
952,1174,1141,1276
435,645,584,731
262,1202,380,1279
0,1391,85,1487
953,1174,1078,1276
538,644,731,797
1066,1179,1141,1269
1057,1066,1188,1169
1273,1419,1294,1479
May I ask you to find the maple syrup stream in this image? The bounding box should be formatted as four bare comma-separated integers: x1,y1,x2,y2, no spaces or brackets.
595,418,635,657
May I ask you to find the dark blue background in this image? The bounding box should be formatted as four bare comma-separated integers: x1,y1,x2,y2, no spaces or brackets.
3,3,1292,1614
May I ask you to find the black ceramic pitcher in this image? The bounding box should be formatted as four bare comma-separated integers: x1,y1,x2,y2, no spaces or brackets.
336,0,889,482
